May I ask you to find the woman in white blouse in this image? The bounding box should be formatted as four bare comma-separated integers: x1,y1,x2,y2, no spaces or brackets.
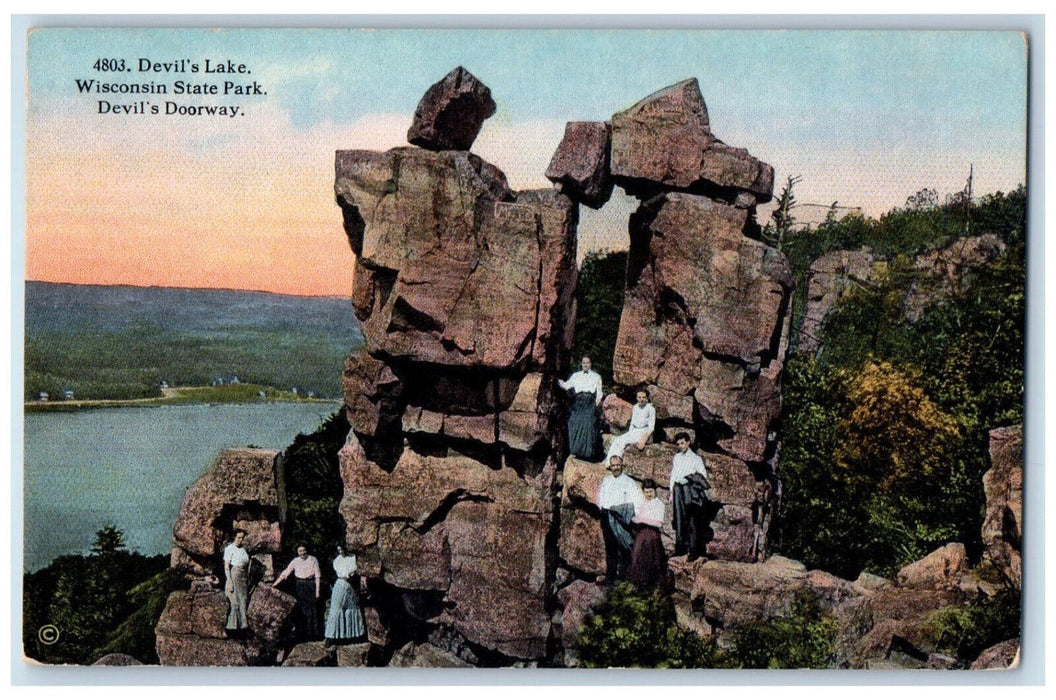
627,484,669,591
606,389,656,461
324,544,366,645
558,355,604,461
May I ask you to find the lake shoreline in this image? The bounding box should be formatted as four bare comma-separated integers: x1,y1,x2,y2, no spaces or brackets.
24,384,341,413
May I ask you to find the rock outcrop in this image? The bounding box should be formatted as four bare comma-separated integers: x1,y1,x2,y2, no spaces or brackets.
335,68,577,665
170,448,285,578
982,425,1023,587
798,249,876,355
546,121,614,209
155,584,296,666
797,234,1007,353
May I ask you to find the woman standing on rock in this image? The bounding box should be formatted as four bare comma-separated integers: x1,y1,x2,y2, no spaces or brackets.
558,355,604,461
223,529,250,634
627,483,669,591
325,544,366,646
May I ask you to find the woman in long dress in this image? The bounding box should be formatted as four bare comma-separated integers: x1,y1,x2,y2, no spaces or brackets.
223,529,250,633
627,485,669,591
558,355,604,461
325,544,365,645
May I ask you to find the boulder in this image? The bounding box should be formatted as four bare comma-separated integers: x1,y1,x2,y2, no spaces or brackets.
896,543,969,590
670,556,857,629
155,634,248,667
545,121,614,208
282,642,332,667
335,642,371,667
601,393,633,431
389,641,473,668
610,78,772,201
92,653,143,666
407,66,496,151
970,638,1019,670
982,425,1022,587
833,583,968,668
155,590,230,639
246,584,297,649
170,448,284,573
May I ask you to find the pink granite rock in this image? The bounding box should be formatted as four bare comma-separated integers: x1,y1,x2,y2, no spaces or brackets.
407,66,496,152
546,121,614,209
337,149,577,373
170,448,283,573
800,249,877,354
612,192,791,463
557,579,606,664
971,638,1019,670
896,543,970,590
610,78,772,201
338,432,554,659
982,425,1022,587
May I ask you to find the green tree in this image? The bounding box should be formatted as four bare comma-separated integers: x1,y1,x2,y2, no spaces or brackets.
91,525,127,555
571,250,626,386
280,411,351,567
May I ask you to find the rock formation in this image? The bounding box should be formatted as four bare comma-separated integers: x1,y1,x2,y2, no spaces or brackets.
157,448,299,666
155,584,296,666
170,448,286,579
982,425,1023,587
798,234,1007,354
407,66,497,152
334,70,788,666
336,66,576,665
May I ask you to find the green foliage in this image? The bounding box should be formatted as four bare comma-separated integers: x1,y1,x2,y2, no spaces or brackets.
571,250,626,386
723,590,837,669
23,528,172,665
777,186,1026,579
92,568,188,664
577,583,718,668
924,588,1021,662
280,411,351,570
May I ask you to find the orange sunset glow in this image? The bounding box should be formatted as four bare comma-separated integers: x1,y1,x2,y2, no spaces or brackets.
23,104,416,298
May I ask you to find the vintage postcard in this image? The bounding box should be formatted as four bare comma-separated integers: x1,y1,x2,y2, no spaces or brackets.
16,23,1029,674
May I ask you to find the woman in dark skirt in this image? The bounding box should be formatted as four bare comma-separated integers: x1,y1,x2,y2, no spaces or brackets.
558,355,604,461
627,484,669,591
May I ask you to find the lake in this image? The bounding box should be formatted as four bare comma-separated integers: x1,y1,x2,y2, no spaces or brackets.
23,402,341,572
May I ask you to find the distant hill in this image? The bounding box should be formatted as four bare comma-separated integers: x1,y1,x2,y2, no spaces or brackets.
25,282,363,401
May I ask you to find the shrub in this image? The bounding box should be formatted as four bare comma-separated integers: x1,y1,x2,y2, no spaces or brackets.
924,588,1021,662
577,583,717,668
722,590,837,669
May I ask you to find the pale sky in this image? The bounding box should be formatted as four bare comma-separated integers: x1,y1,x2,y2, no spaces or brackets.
25,28,1028,296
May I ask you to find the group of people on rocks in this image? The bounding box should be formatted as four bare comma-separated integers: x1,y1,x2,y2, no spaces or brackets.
222,533,366,646
562,355,713,590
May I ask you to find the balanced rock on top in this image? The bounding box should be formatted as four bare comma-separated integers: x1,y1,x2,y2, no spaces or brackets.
407,66,497,152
